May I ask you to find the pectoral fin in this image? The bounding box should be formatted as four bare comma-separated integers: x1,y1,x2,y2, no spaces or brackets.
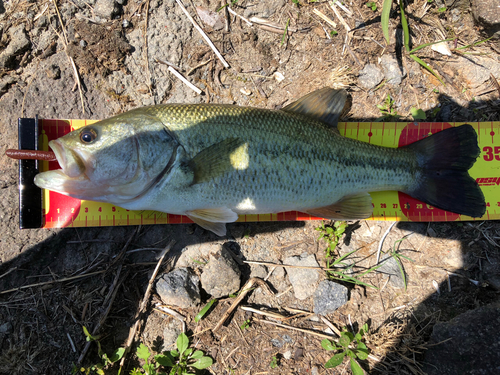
186,207,239,236
189,138,247,184
282,88,348,128
305,193,373,220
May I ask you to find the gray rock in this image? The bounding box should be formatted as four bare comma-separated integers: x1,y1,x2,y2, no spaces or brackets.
250,264,268,279
162,319,182,351
0,322,12,334
377,254,406,289
156,268,201,308
380,54,405,86
423,303,500,374
313,280,349,315
472,0,500,38
200,247,241,298
0,24,30,69
94,0,118,19
448,55,500,85
358,64,384,89
284,253,319,300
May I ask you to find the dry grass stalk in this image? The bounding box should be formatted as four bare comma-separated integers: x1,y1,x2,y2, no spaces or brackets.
312,9,337,28
175,0,229,68
119,240,175,371
52,0,85,113
0,270,105,295
227,7,252,27
213,277,272,332
329,1,351,32
167,65,203,94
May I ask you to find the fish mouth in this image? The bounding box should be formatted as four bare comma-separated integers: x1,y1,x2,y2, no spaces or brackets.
49,139,88,178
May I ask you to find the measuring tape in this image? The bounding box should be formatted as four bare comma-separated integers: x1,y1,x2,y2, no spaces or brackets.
25,119,500,228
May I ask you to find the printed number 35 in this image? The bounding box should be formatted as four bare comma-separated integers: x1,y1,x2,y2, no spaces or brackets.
483,146,500,161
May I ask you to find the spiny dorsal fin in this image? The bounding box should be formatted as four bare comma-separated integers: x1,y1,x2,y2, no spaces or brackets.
282,88,347,128
305,193,373,220
189,138,246,184
186,207,239,236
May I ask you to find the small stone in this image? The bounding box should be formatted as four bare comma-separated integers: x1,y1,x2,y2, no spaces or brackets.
282,334,293,344
0,24,31,69
250,264,268,279
423,303,500,374
0,322,12,334
79,40,87,48
271,338,283,347
311,366,319,375
46,65,61,80
377,254,406,289
358,64,384,89
294,348,304,361
380,54,406,86
122,19,130,28
94,0,118,19
162,320,182,351
200,246,241,298
156,268,201,308
284,253,320,300
313,280,349,315
471,0,500,38
283,350,292,360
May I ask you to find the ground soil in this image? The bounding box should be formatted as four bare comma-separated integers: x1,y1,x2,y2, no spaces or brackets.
0,1,499,374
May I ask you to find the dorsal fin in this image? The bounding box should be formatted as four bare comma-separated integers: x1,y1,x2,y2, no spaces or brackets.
282,88,347,128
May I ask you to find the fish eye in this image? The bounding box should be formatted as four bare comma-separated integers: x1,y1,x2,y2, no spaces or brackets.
79,128,98,144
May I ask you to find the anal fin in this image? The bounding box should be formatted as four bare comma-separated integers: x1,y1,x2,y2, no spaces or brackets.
305,193,373,220
186,207,239,236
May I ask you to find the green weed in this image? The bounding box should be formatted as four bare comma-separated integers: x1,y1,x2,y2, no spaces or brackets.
366,1,377,11
376,94,400,121
322,323,370,375
269,356,279,369
73,327,125,375
130,334,212,375
316,222,381,288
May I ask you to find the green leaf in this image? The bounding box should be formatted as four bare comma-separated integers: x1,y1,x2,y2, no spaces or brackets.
195,299,216,323
155,353,175,367
191,350,204,360
399,0,410,52
82,326,95,342
346,349,356,358
381,0,392,44
184,348,193,358
170,349,179,357
411,107,426,120
109,347,125,363
321,339,337,351
350,358,364,375
325,352,345,368
357,342,368,351
281,18,290,46
191,356,213,370
137,343,151,361
176,333,189,355
356,349,369,360
362,323,369,333
355,333,362,342
143,363,155,375
409,54,445,85
339,333,351,348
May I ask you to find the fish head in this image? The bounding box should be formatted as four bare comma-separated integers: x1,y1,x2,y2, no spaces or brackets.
34,112,178,202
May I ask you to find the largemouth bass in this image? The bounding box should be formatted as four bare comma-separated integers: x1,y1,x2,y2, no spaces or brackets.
34,88,485,235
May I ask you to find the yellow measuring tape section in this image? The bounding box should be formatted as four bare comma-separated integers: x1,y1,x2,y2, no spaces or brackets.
40,120,500,228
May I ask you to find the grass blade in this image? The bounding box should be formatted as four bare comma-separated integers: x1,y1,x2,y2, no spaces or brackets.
381,0,392,45
399,0,410,52
195,298,216,323
281,18,290,46
409,54,445,85
456,36,493,50
409,38,454,54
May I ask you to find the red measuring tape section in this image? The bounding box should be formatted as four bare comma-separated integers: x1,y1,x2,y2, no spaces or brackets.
39,119,500,228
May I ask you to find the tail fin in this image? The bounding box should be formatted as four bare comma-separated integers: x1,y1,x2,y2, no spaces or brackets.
405,125,486,218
